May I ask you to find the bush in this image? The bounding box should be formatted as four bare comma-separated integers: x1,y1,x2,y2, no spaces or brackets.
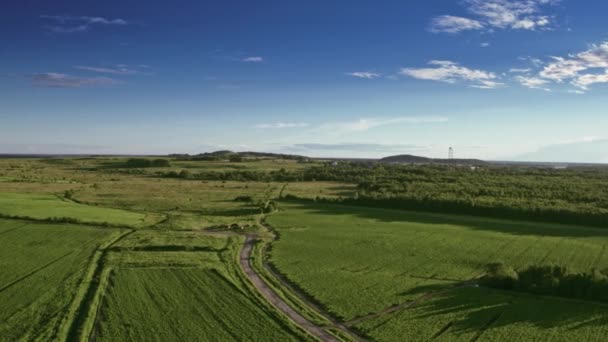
229,155,243,162
64,189,75,199
125,158,152,168
124,158,170,168
151,159,171,167
480,263,608,303
178,170,192,179
234,195,253,202
480,263,518,289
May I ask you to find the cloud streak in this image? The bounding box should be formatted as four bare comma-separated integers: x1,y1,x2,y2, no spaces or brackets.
400,60,502,89
510,41,608,92
429,15,484,33
255,122,309,129
73,64,152,76
40,15,128,34
317,116,449,133
515,75,551,90
346,72,381,79
241,56,264,62
430,0,558,33
291,143,432,152
30,73,118,88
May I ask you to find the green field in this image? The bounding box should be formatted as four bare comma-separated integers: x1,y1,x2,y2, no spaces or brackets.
0,192,158,227
267,201,608,338
4,156,608,341
356,287,608,341
0,219,122,341
95,230,306,341
96,268,301,341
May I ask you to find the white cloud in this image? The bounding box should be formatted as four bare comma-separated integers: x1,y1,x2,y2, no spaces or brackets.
40,15,128,33
467,0,556,30
517,137,608,163
470,80,506,89
430,0,558,34
480,42,491,47
400,60,502,88
74,65,141,75
572,72,608,90
539,57,587,82
255,122,309,129
30,73,118,88
509,68,532,73
346,72,381,79
242,56,264,62
568,89,585,95
291,143,431,153
537,41,608,90
318,116,448,133
429,15,484,33
515,75,551,90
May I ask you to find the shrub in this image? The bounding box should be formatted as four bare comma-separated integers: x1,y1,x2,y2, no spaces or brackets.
480,263,518,289
234,195,253,202
480,263,608,303
151,159,171,167
125,158,152,168
178,170,192,179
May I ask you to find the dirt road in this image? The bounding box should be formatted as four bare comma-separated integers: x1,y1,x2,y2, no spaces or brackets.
239,234,339,342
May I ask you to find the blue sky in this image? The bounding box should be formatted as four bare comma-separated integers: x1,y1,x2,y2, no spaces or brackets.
2,0,608,162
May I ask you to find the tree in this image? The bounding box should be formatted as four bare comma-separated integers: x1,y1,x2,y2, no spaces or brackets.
179,169,192,179
229,155,243,162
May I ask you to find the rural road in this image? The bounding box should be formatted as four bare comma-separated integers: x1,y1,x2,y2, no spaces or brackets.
239,234,339,342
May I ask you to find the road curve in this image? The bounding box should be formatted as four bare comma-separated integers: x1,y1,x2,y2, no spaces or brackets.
239,234,338,342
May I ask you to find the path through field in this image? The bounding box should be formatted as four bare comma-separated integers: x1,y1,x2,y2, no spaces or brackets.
344,281,478,326
239,234,339,342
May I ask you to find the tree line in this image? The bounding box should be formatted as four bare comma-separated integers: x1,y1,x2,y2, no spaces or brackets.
481,263,608,303
159,161,608,227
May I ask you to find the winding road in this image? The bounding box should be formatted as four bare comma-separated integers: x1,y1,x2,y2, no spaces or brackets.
239,234,339,342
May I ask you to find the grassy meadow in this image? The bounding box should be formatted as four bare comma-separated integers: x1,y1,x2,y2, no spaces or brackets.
267,201,608,339
0,192,157,227
0,219,122,341
95,231,306,341
0,157,319,341
97,268,302,341
3,155,608,341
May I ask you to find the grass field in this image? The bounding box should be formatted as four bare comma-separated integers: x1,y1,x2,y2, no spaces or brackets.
0,192,159,227
267,201,608,338
94,231,307,341
96,268,302,341
0,219,122,341
5,156,608,341
356,287,608,341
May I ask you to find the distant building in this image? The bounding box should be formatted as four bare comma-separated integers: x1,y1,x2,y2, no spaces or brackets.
330,161,339,166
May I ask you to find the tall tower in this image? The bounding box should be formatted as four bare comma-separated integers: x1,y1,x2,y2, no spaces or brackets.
448,147,454,160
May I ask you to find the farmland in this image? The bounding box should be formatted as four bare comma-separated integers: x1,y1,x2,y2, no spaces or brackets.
3,155,608,341
267,201,608,339
0,219,122,341
97,268,301,341
0,192,158,227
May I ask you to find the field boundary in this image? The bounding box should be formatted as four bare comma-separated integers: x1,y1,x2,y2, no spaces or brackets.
0,251,74,293
259,219,367,341
58,228,135,342
240,233,343,341
345,281,478,327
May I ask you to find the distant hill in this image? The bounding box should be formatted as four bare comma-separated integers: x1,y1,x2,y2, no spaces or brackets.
380,154,487,165
169,150,309,161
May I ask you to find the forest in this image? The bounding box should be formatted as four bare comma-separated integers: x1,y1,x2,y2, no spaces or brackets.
155,161,608,226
